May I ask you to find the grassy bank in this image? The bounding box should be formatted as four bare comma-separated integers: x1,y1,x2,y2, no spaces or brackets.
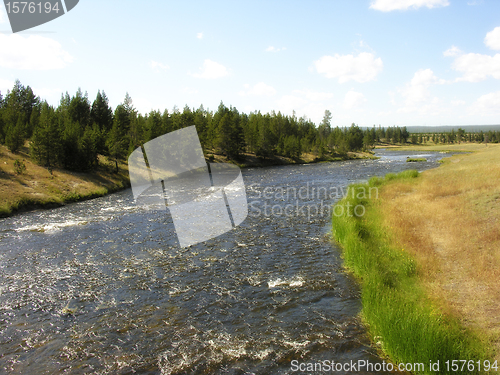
376,144,500,359
0,144,130,217
376,142,490,153
332,169,492,374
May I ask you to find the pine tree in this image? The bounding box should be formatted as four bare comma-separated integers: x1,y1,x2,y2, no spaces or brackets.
194,106,209,150
1,80,38,150
107,104,130,172
61,119,81,170
90,90,113,132
30,102,61,169
146,110,163,141
5,117,25,153
78,124,99,170
68,88,91,128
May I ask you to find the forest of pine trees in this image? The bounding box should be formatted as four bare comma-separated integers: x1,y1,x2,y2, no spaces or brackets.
4,80,475,174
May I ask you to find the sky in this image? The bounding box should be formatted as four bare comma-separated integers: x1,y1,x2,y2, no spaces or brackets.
0,0,499,127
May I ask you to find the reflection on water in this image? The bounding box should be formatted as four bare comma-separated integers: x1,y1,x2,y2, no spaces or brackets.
0,150,448,374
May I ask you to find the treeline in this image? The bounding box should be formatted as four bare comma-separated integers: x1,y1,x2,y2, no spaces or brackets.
409,128,500,144
0,80,412,173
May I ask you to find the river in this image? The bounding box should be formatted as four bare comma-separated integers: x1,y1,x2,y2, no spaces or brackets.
0,150,448,374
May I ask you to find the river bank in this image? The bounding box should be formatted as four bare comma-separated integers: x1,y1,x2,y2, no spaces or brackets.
0,144,130,218
332,143,500,372
0,143,376,218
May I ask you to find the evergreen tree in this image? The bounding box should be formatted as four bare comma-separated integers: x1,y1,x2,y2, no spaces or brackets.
107,104,130,172
90,90,113,132
29,105,41,138
320,109,332,128
370,126,376,144
255,113,273,158
68,88,91,128
283,135,300,158
30,102,62,169
346,123,363,151
78,124,100,170
212,102,244,159
401,126,409,143
5,117,25,152
1,80,39,149
161,109,172,134
146,110,163,142
180,105,194,129
363,130,374,149
194,105,209,148
457,128,465,144
61,119,81,170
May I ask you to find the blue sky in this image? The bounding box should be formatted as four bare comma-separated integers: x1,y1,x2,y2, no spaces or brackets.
0,0,499,126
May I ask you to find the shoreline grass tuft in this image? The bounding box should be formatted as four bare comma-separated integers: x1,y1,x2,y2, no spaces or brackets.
406,157,427,162
332,170,490,374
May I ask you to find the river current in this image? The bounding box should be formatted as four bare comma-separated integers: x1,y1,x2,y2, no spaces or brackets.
0,150,449,374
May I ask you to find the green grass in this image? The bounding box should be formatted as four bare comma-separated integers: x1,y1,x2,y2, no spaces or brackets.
331,170,489,374
0,195,61,217
407,157,427,162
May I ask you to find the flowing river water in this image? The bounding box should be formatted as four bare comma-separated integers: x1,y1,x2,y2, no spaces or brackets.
0,150,450,374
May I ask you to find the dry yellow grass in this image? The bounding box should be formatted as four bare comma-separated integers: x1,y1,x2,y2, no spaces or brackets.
378,143,500,359
383,142,491,152
0,144,130,216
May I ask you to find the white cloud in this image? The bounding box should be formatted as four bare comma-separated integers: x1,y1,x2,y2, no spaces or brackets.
239,82,276,96
314,52,383,83
343,90,367,109
485,27,500,51
469,91,500,115
443,45,462,57
398,69,444,112
410,68,445,86
445,29,500,82
369,0,449,11
151,60,170,71
0,34,73,70
266,46,286,52
451,53,500,82
197,32,203,39
191,59,229,79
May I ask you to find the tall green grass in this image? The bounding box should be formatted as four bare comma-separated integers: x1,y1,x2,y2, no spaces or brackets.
332,170,489,374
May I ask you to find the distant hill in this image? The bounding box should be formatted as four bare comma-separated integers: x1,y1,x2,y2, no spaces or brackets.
362,125,500,133
405,125,500,133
